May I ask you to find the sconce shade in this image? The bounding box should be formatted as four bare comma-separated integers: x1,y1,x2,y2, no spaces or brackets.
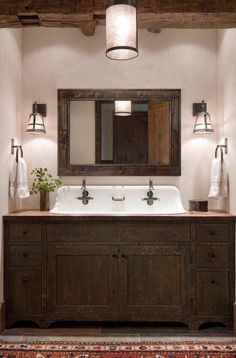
115,100,131,116
106,0,138,60
193,101,214,134
26,102,46,134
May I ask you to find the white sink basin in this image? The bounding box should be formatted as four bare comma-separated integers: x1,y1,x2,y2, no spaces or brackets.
50,185,186,215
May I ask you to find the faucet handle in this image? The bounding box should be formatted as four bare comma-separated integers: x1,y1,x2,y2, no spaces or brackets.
81,177,86,190
149,178,154,190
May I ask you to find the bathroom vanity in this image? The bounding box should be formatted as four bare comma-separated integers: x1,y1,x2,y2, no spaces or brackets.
3,210,235,329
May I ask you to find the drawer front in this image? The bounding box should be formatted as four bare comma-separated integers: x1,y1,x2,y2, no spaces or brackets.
196,245,229,268
196,223,229,242
196,271,229,316
10,224,41,242
9,270,42,314
47,222,190,243
10,245,41,266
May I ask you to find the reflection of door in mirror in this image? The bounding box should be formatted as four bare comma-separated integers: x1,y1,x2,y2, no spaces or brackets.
69,98,172,166
148,101,170,166
113,112,148,164
96,101,149,164
96,100,170,165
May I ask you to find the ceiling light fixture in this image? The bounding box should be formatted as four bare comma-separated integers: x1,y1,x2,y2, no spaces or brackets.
106,0,138,60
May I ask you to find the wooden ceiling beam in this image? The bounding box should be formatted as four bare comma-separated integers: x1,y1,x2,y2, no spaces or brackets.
1,1,236,31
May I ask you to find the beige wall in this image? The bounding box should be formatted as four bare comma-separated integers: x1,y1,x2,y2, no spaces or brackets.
217,29,236,215
217,29,236,305
0,29,22,321
22,27,219,210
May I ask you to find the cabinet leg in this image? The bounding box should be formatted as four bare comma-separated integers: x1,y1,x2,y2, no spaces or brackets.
188,321,199,330
37,321,50,329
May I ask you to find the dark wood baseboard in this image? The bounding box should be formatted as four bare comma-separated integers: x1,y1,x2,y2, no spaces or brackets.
0,301,5,332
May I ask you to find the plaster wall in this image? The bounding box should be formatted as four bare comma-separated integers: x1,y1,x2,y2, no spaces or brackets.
217,29,236,306
217,29,236,215
21,27,219,210
0,29,22,327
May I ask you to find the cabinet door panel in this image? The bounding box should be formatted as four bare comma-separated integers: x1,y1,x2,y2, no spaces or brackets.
47,245,118,316
119,246,190,320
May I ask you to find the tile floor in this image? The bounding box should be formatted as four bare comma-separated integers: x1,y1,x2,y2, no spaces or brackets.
0,325,235,343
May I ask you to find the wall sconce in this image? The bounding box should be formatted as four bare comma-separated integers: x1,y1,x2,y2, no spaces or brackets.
193,100,214,134
106,0,138,60
26,102,47,134
115,100,131,116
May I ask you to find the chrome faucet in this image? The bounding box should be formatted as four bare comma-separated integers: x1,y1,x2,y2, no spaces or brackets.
142,178,159,206
149,178,154,191
76,177,94,205
81,178,87,192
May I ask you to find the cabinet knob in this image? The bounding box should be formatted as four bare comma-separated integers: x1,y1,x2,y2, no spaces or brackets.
121,254,127,259
112,254,118,259
23,231,28,236
211,253,216,258
211,280,216,285
22,252,28,258
210,231,215,236
22,277,28,283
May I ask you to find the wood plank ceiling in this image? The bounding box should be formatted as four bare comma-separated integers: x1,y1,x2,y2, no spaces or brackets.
1,1,236,35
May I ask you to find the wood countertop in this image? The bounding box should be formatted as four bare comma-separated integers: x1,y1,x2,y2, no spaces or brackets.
3,210,235,222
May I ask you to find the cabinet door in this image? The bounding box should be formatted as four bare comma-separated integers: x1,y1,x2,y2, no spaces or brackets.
47,245,118,318
119,246,190,321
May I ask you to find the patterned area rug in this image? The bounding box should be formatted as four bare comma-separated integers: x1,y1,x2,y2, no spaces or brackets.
0,341,235,358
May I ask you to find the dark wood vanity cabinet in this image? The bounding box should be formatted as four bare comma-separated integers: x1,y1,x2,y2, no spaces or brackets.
3,213,235,329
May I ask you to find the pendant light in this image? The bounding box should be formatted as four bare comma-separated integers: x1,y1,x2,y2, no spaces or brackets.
106,0,138,60
193,100,214,134
115,100,131,116
26,102,47,135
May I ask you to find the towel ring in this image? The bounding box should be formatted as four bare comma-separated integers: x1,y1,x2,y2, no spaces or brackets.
215,145,223,162
16,146,23,163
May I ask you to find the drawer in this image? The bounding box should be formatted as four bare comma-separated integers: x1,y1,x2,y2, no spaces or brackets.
9,270,42,314
47,222,191,243
10,224,41,242
196,271,229,316
10,245,41,266
196,245,229,268
196,223,229,242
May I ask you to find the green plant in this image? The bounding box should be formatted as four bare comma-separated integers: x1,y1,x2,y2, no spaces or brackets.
30,168,62,195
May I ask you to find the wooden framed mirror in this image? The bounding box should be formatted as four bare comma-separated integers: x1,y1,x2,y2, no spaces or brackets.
58,89,181,176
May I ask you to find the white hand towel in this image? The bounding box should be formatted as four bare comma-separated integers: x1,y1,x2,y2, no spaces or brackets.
16,157,30,199
220,160,228,198
208,158,221,199
9,156,17,198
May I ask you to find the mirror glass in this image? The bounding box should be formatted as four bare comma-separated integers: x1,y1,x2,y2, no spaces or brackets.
58,89,181,176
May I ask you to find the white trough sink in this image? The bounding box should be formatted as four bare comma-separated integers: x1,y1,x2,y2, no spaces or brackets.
50,185,186,215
